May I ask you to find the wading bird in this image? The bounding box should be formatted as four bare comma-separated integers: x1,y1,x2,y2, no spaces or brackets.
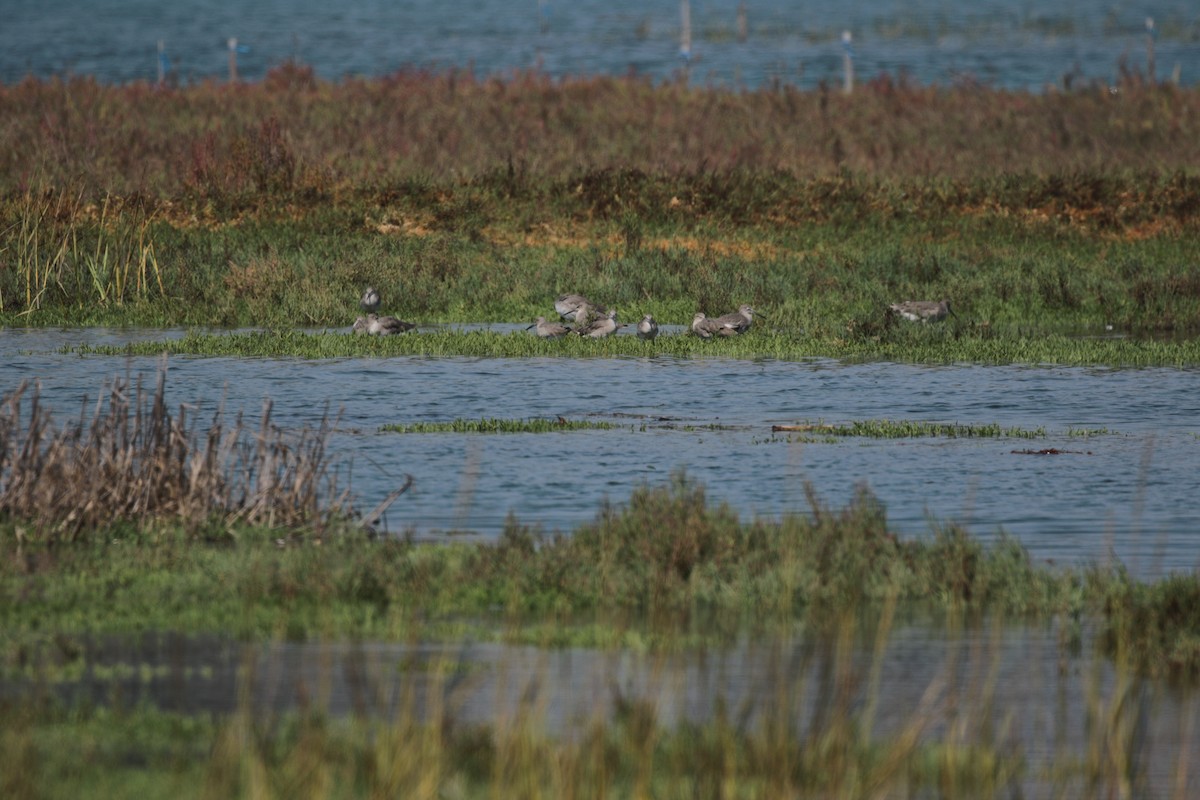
576,309,621,338
365,313,416,335
691,312,734,339
555,293,606,322
711,304,759,333
889,299,956,323
360,286,381,314
636,314,659,341
527,316,572,338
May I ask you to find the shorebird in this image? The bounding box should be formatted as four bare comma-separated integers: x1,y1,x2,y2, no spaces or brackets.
636,314,659,341
576,309,620,338
352,316,371,334
691,312,734,339
360,286,381,314
526,316,572,338
366,313,416,335
712,304,759,333
889,299,956,323
555,293,606,322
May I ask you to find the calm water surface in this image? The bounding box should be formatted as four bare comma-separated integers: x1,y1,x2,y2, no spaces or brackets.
3,0,1196,89
4,327,1198,576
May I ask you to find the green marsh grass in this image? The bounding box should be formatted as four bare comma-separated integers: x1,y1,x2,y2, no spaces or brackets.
2,74,1200,338
72,327,1200,367
3,472,1198,677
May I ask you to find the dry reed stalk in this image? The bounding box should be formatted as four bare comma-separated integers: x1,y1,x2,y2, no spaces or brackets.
0,368,350,540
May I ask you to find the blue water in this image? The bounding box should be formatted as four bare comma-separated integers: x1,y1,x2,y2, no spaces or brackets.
3,328,1198,577
4,1,1196,89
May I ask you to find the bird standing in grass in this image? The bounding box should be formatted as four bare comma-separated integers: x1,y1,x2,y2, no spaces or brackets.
360,286,381,314
527,316,572,338
636,314,659,341
889,299,956,323
712,304,759,333
692,312,733,338
576,309,621,338
365,313,416,335
555,293,606,322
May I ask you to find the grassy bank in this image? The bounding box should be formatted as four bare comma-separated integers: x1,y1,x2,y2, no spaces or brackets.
3,480,1199,796
5,171,1200,340
1,73,1199,344
73,326,1200,366
3,477,1199,677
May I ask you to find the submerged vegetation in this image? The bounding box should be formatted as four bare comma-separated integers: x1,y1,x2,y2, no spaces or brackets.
381,417,619,434
774,419,1051,438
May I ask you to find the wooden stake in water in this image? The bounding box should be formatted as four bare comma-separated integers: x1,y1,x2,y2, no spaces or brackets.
842,30,854,94
227,37,239,83
680,0,692,64
737,2,747,43
1145,17,1156,84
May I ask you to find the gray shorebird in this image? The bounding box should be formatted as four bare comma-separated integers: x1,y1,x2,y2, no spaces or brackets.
712,304,759,333
636,314,659,341
366,313,416,335
360,286,381,314
555,293,606,322
691,312,733,339
352,315,371,334
576,309,620,338
889,299,956,323
527,316,572,338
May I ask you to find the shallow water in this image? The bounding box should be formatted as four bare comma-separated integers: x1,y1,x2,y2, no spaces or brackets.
3,0,1195,89
4,327,1198,576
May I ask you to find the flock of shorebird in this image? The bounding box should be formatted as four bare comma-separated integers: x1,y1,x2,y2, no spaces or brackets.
351,285,955,337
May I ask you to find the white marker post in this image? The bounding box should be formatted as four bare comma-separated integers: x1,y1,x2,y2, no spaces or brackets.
1145,17,1156,84
842,30,854,94
680,0,692,65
